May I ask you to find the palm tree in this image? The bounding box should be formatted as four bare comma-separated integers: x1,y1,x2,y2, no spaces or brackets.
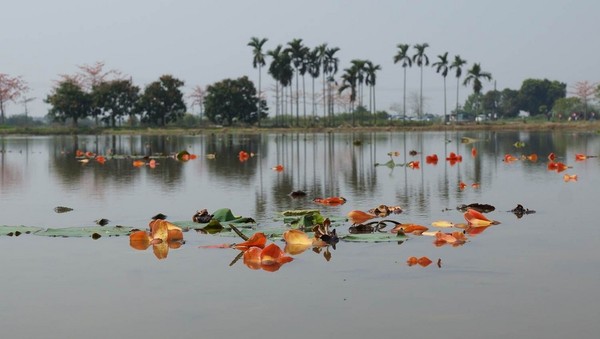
285,38,308,126
393,44,412,120
322,46,340,125
339,66,358,126
267,45,283,125
248,37,268,127
450,55,467,119
412,43,430,119
315,43,328,117
365,60,381,123
432,52,450,123
463,63,492,116
306,48,321,121
350,59,367,108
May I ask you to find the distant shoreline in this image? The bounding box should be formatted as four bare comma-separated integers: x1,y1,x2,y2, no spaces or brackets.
2,120,599,136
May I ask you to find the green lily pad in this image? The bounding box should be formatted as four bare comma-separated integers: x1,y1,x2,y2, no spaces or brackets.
211,208,255,224
0,225,44,236
34,226,135,238
340,232,408,243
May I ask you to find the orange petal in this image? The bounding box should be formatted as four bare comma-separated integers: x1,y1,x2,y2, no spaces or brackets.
401,224,429,234
464,208,494,227
282,229,313,246
435,231,457,243
555,162,568,173
471,147,477,157
234,232,267,250
152,242,169,259
408,161,420,169
189,154,198,160
347,210,376,224
133,160,145,167
129,230,151,250
548,152,556,161
148,159,157,168
314,197,347,205
243,247,262,270
95,156,106,164
150,219,169,242
85,151,95,158
260,243,294,265
407,256,418,266
459,182,467,190
563,174,578,182
418,256,432,267
76,150,84,157
527,154,538,162
471,183,480,188
547,162,558,171
272,164,284,172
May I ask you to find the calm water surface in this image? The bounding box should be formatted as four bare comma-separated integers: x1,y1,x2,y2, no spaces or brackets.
1,131,599,339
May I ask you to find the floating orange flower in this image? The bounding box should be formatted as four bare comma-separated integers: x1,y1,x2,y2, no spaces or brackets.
575,154,587,161
148,159,157,168
556,162,568,172
471,183,480,188
426,154,438,165
471,147,477,157
548,152,556,161
272,164,284,172
85,151,95,158
503,154,518,162
238,151,250,162
243,244,294,272
234,232,267,250
407,256,432,267
407,161,420,169
459,182,467,190
563,174,578,182
129,219,184,259
446,152,462,165
347,210,376,224
95,155,106,165
313,197,347,206
75,150,85,157
133,160,145,167
393,224,428,234
463,208,496,227
526,154,538,162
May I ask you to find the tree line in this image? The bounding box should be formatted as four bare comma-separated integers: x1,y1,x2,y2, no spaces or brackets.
1,41,599,128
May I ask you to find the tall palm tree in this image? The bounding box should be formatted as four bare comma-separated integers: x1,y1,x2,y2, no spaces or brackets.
450,55,467,119
412,43,430,119
432,52,449,123
365,60,381,123
463,63,492,94
248,37,268,127
393,44,412,120
323,46,340,125
306,48,321,121
315,43,328,117
267,45,283,125
285,38,308,126
463,63,492,116
339,66,358,126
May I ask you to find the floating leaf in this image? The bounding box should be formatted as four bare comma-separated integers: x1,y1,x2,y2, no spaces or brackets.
35,226,135,238
341,232,407,243
0,225,44,236
471,147,477,157
460,137,478,144
503,154,518,162
261,243,294,266
272,164,284,172
526,154,538,162
513,141,526,148
54,206,73,213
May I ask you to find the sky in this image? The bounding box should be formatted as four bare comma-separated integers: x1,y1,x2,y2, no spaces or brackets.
1,0,599,118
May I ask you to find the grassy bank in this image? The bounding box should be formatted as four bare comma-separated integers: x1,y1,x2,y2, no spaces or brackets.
1,120,599,136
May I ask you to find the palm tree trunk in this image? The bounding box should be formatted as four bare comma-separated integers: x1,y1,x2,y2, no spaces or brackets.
311,77,316,122
443,76,447,124
403,68,407,120
302,75,306,127
419,65,423,119
295,69,299,127
456,77,460,121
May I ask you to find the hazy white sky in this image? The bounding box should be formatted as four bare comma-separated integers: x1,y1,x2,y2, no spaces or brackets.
1,0,598,118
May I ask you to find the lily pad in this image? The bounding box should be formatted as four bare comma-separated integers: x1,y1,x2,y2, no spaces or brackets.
34,226,135,238
0,225,44,236
340,232,408,243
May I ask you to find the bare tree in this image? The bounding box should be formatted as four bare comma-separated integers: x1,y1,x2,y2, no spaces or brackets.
189,85,206,118
0,73,29,124
572,81,597,120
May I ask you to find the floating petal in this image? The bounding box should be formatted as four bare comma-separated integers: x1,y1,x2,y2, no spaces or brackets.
347,210,376,224
282,229,313,246
260,243,294,266
431,220,454,228
234,232,267,250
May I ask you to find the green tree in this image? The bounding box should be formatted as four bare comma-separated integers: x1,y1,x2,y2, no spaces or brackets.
393,44,412,120
339,66,358,126
412,43,429,118
138,75,186,126
432,52,449,122
247,37,268,127
553,97,582,120
449,55,467,117
517,78,566,116
306,47,321,120
92,79,140,127
497,88,520,118
45,79,91,127
204,76,267,126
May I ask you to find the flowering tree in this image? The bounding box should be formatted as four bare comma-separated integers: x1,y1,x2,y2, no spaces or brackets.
572,81,597,120
188,85,206,117
0,73,29,124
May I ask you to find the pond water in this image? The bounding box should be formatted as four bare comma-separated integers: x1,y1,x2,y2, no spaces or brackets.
1,130,599,339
